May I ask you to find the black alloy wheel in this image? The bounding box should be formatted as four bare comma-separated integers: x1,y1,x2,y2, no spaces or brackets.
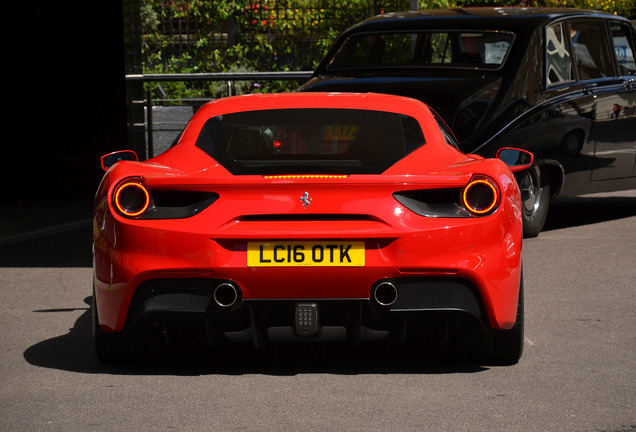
520,164,550,238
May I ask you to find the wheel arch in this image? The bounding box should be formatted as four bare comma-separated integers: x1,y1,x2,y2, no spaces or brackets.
536,158,564,199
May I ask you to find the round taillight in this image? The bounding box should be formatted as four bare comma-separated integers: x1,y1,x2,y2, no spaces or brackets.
113,179,150,217
462,177,499,216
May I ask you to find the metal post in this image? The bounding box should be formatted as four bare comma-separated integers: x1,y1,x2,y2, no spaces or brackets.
410,0,418,11
146,86,154,159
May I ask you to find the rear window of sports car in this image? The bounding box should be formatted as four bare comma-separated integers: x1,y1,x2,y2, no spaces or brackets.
195,108,425,175
326,30,514,71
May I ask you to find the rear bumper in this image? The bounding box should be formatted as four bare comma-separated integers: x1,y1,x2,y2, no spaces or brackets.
121,276,488,347
94,220,522,333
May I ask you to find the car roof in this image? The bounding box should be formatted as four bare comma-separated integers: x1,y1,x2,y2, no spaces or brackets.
195,92,432,117
345,7,625,33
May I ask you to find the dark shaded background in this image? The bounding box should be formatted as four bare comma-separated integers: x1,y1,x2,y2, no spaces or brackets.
7,0,127,202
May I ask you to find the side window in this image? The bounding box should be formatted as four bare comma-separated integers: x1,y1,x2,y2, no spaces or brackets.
610,22,636,75
400,115,426,155
432,111,459,148
546,22,574,86
568,20,615,80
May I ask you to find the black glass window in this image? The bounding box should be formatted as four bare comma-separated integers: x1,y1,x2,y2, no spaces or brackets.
610,22,636,75
327,31,514,71
568,20,615,80
195,108,425,175
546,22,575,86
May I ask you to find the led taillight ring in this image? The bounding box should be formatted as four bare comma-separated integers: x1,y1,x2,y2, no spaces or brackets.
113,180,150,217
462,177,499,215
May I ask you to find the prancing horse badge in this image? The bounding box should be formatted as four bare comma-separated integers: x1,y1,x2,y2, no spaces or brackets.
299,192,312,208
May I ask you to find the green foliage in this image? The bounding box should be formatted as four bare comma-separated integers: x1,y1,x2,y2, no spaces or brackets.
141,0,373,98
544,0,635,18
140,0,635,100
445,0,635,17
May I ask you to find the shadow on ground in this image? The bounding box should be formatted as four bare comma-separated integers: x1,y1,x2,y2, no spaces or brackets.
542,195,636,232
0,200,93,267
23,296,486,376
0,224,93,267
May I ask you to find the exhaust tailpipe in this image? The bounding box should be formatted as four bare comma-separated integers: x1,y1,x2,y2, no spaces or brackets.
213,283,239,308
373,282,398,307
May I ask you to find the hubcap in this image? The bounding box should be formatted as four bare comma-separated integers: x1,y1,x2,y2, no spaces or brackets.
521,169,540,217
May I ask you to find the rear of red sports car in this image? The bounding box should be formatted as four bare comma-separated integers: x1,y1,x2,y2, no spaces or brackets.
93,92,525,365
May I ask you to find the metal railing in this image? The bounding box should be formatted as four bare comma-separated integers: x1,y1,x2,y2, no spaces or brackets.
125,71,314,158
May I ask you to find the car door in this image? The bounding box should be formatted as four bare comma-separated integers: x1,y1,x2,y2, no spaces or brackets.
572,18,636,181
497,20,597,195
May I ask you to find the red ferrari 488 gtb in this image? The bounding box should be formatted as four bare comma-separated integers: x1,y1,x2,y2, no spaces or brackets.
93,92,532,365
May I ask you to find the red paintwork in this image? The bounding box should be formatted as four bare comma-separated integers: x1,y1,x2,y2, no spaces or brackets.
93,92,523,333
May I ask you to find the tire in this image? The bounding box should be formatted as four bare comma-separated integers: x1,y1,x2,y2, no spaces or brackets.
457,275,524,366
92,286,127,363
92,285,172,363
561,131,584,156
520,164,550,238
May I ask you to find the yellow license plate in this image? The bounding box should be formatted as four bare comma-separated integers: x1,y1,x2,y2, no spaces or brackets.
247,241,365,267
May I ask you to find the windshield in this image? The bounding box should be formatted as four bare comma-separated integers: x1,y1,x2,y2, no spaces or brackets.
327,31,514,71
195,108,425,175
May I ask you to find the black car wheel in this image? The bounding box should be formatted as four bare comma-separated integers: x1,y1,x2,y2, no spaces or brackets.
520,164,550,238
92,285,173,363
457,273,525,365
92,286,126,363
562,131,584,156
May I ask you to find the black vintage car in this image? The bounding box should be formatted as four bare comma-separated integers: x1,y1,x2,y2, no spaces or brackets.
300,7,636,236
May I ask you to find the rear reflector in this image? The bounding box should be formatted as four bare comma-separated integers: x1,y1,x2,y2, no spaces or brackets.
263,175,349,180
